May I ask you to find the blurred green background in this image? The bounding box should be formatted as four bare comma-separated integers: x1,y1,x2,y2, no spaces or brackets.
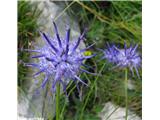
18,1,142,120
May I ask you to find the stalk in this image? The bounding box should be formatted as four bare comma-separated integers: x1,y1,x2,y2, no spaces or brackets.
125,68,128,120
56,83,60,120
79,63,106,120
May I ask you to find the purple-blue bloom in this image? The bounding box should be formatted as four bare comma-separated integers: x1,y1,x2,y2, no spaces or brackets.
25,22,95,94
103,43,141,78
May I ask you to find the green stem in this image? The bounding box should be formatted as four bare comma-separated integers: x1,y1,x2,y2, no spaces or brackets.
60,83,77,120
56,83,60,120
79,63,106,120
125,68,128,120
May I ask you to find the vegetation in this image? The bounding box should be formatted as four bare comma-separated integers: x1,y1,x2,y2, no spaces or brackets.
18,1,142,119
18,1,41,88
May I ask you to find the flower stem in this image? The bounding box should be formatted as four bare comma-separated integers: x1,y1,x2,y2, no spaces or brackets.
125,68,128,120
56,83,60,120
79,63,106,120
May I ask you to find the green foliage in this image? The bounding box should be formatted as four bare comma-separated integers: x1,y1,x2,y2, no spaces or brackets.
18,1,142,119
63,1,142,119
18,1,41,88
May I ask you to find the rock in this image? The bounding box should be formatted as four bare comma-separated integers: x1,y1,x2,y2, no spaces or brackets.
128,79,135,90
18,0,85,119
99,102,141,120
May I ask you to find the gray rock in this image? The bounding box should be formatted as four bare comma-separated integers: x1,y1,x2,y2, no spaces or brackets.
18,0,85,119
99,102,141,120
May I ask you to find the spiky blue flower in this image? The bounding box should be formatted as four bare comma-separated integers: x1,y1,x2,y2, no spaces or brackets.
103,42,141,78
24,22,95,94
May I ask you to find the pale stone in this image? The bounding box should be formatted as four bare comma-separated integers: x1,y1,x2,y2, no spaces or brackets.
18,0,85,119
99,102,141,120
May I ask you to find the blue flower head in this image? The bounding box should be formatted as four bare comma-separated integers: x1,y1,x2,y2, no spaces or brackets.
25,22,95,94
103,42,141,78
103,43,119,63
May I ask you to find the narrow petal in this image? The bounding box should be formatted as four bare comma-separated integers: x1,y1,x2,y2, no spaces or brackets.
80,43,96,52
110,63,121,70
60,80,68,96
40,31,59,53
81,63,94,70
31,54,45,58
72,78,80,95
80,68,98,76
22,49,41,53
106,42,111,48
97,56,106,62
74,75,88,86
134,66,140,79
72,29,86,53
45,57,56,62
51,71,62,93
124,42,127,55
76,81,80,94
33,68,46,77
24,63,39,68
52,78,59,93
65,28,70,59
41,75,49,88
82,53,96,59
53,22,62,48
76,54,96,61
113,45,121,52
106,42,113,53
131,44,138,54
130,67,135,77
